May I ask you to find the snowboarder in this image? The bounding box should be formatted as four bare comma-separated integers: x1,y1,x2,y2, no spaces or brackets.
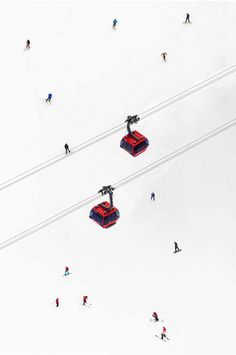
151,192,155,201
174,241,181,253
46,93,52,103
161,326,168,340
83,296,88,306
64,266,69,276
64,143,71,154
25,39,31,50
161,52,167,62
113,19,118,30
56,298,59,307
152,312,159,322
185,13,190,23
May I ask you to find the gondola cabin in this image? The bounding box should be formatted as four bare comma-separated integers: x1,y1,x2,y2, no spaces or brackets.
120,130,149,157
89,201,120,228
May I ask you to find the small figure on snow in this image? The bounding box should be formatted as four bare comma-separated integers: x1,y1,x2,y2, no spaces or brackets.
113,19,118,30
185,13,190,23
25,39,31,50
56,298,59,307
64,266,69,276
151,192,155,201
161,52,167,62
174,241,181,253
152,312,159,322
64,143,71,154
46,93,52,103
161,326,169,340
83,296,88,306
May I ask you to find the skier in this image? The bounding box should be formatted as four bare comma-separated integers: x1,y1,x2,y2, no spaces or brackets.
174,241,181,253
152,312,159,322
161,326,168,340
56,298,59,307
151,192,155,201
46,93,52,103
185,13,190,23
25,39,30,50
161,52,167,62
64,143,71,154
83,296,88,306
64,266,69,276
113,19,118,30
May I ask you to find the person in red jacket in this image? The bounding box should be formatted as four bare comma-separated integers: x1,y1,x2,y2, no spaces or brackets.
152,312,159,322
64,266,69,276
83,296,88,306
161,326,169,340
56,298,59,307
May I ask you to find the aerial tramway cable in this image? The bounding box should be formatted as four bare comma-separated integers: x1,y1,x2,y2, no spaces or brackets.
1,64,236,191
0,117,235,251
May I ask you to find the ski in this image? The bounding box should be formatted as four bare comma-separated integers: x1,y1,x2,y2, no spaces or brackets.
155,335,166,342
62,272,72,276
155,335,170,341
174,249,182,253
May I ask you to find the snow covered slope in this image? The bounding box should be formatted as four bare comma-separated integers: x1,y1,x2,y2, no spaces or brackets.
0,1,235,354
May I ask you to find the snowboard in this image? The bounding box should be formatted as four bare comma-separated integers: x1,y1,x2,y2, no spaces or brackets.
62,272,72,276
150,318,164,322
42,98,52,104
174,249,182,253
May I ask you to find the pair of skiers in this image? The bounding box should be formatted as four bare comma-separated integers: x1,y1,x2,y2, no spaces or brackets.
55,267,70,306
56,296,88,307
152,313,169,340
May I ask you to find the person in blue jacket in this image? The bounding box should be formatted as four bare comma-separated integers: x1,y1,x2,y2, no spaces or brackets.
46,93,52,103
151,192,155,201
113,19,118,29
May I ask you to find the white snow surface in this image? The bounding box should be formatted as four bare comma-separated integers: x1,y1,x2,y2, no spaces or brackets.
0,1,236,354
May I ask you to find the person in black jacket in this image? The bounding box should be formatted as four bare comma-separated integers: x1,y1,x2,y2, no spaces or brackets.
25,39,30,50
64,143,71,154
185,13,190,23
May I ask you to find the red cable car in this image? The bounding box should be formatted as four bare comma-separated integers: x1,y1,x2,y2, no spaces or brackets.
120,115,149,157
89,186,120,228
